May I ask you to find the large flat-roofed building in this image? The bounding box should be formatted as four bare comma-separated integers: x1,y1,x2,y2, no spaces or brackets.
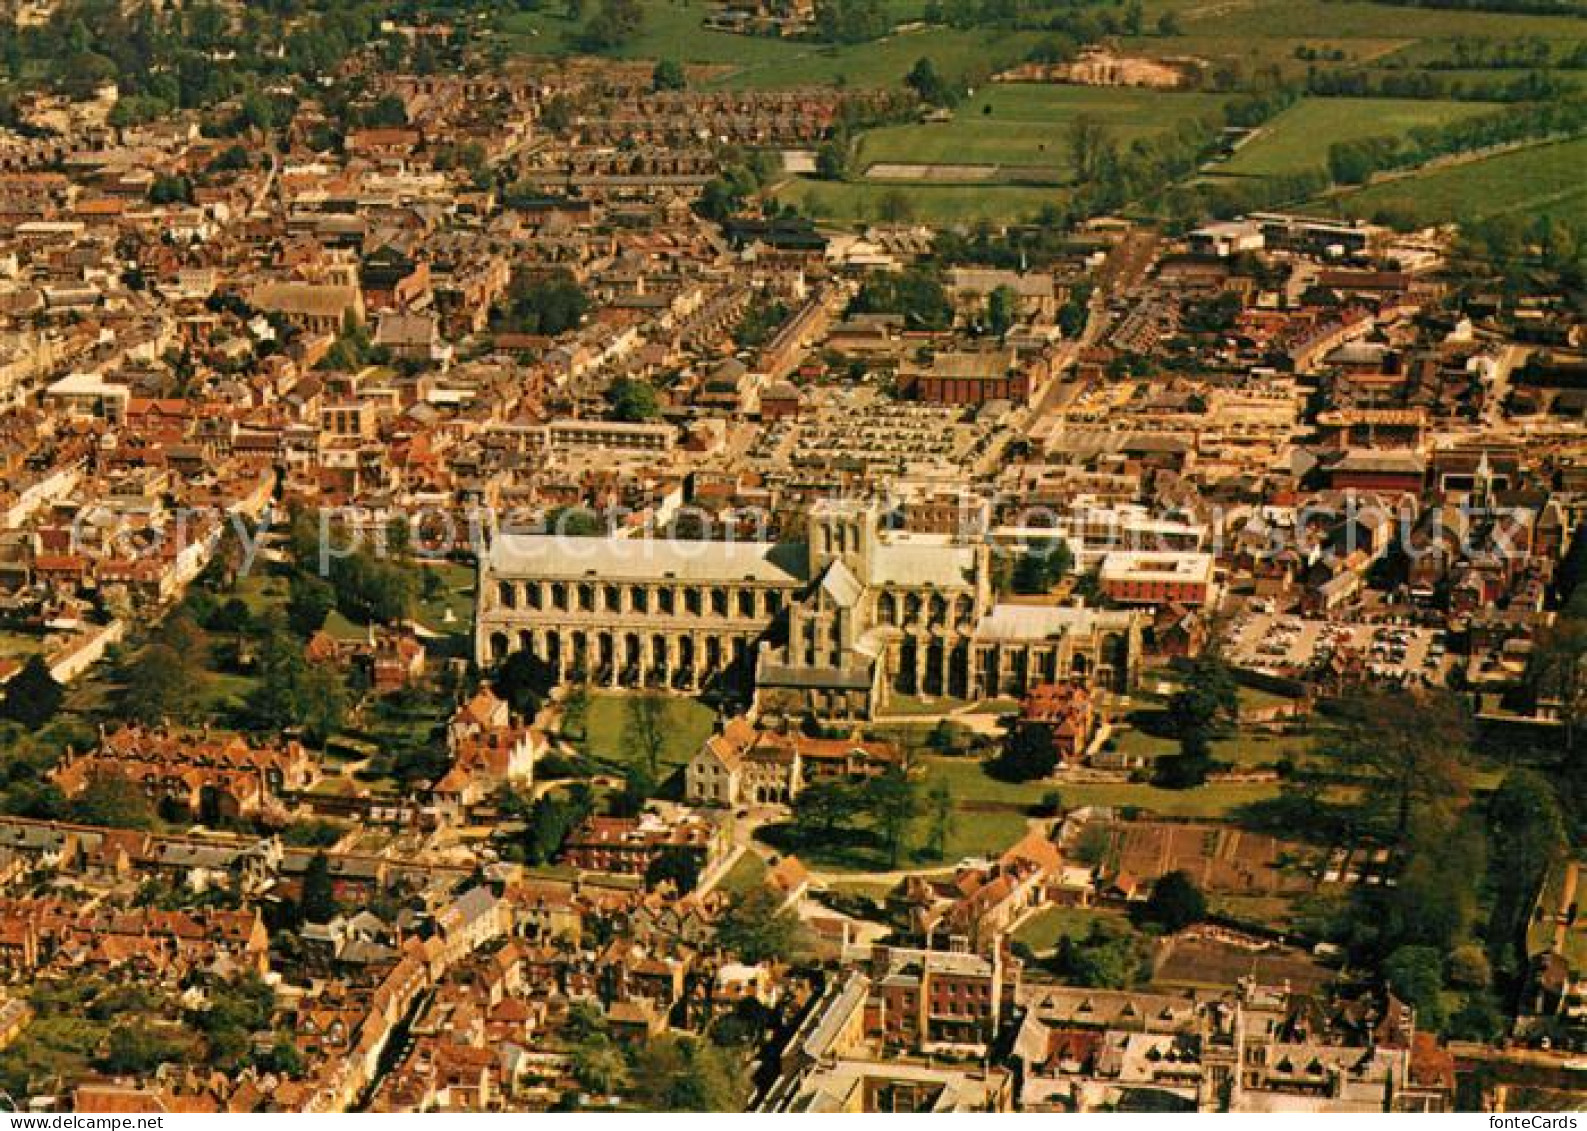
900,348,1033,407
1099,551,1217,607
476,499,1144,720
546,418,678,454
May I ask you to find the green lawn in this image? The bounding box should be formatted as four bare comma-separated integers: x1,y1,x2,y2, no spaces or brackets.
920,755,1284,819
1012,905,1124,953
718,850,769,896
577,691,718,772
203,670,258,713
1064,780,1284,816
937,809,1032,864
856,85,1227,179
1216,97,1500,178
415,561,476,640
233,570,290,615
1320,136,1587,227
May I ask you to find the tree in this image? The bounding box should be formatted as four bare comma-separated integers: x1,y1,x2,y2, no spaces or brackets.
652,58,685,91
1009,538,1071,595
295,662,348,746
286,573,334,637
1067,114,1111,182
850,266,954,330
624,692,670,776
630,1034,748,1111
815,140,848,181
205,597,253,635
905,56,955,107
260,1035,305,1078
717,886,802,962
572,1037,630,1097
576,0,644,52
609,377,660,422
561,684,591,740
300,851,340,923
496,268,589,336
864,766,921,868
813,0,890,44
646,843,702,893
72,771,156,830
2,654,63,728
1139,871,1207,933
122,614,211,724
924,780,955,859
1168,649,1239,753
1446,992,1504,1042
328,548,417,625
1072,822,1111,866
103,1023,180,1075
1124,0,1144,35
994,722,1058,782
1486,770,1567,973
986,285,1019,336
496,649,556,717
148,173,192,205
1527,613,1587,748
1447,945,1492,990
877,188,914,224
1383,945,1447,1030
1055,919,1145,989
520,789,593,865
1324,686,1470,840
1158,647,1239,788
792,779,855,841
1373,809,1486,954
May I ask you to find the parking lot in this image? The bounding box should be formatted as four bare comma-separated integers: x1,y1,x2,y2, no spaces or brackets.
1228,612,1453,686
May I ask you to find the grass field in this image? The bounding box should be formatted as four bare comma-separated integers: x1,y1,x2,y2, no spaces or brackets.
1149,0,1587,46
498,3,1038,89
1215,97,1500,178
855,85,1227,180
1122,32,1415,77
1321,136,1587,226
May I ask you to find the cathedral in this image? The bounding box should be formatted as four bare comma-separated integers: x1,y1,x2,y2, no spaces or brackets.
476,499,1142,721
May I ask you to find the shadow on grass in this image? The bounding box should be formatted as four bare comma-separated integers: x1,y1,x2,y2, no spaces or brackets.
756,820,892,872
1125,706,1178,740
1229,788,1362,845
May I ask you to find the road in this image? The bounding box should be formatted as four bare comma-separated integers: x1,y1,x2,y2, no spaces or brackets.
1017,290,1109,448
1485,342,1530,428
